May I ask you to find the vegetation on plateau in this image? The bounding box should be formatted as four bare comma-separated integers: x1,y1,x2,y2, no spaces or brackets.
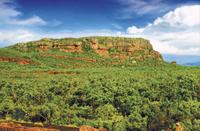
0,37,199,131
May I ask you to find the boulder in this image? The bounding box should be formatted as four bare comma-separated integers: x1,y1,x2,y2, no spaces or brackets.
79,125,99,131
176,123,183,131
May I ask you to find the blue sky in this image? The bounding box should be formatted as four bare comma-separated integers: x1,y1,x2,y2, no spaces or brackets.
0,0,200,64
13,0,199,30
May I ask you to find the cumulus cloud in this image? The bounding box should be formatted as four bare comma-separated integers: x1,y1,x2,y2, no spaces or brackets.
127,5,200,56
153,5,200,27
127,26,144,34
0,0,46,26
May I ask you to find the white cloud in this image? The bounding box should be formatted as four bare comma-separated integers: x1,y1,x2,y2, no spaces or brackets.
127,5,200,56
0,29,39,46
127,26,144,34
118,0,170,17
0,0,21,18
8,16,46,26
0,0,46,26
153,5,200,27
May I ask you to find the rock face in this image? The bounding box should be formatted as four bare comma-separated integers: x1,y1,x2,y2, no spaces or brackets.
175,123,183,131
38,43,82,53
0,122,106,131
88,38,163,61
0,122,59,131
14,37,163,62
0,57,30,65
79,125,99,131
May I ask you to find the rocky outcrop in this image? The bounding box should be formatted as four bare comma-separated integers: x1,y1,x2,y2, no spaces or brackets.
14,37,163,62
79,125,99,131
58,44,82,53
0,57,30,65
87,37,163,61
175,123,183,131
38,43,82,53
0,122,106,131
0,122,59,131
90,39,109,57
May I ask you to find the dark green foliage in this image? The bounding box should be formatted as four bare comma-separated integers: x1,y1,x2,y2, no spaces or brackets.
0,65,199,130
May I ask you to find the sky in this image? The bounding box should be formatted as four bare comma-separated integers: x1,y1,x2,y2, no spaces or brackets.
0,0,200,64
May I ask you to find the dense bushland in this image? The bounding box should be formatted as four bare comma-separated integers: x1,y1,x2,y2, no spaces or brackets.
0,66,199,131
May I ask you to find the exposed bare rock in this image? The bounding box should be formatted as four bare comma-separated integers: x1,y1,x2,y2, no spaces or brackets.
0,122,58,131
17,59,30,65
80,125,99,131
14,37,163,62
59,44,82,53
0,121,106,131
0,57,30,65
95,48,109,57
176,123,183,131
110,53,128,59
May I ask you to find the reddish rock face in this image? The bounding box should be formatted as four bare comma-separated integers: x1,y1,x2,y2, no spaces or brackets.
59,45,83,53
0,122,58,131
0,57,30,65
0,122,106,131
95,48,109,57
89,39,109,57
88,38,163,61
17,60,30,65
152,51,163,61
90,39,99,50
176,123,183,131
110,53,128,59
79,125,99,131
38,43,83,53
99,128,107,131
0,57,16,62
29,37,163,62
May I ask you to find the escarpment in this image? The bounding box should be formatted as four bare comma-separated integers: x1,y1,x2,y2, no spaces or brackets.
13,37,163,62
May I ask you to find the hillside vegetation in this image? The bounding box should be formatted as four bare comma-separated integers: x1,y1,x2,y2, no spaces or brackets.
0,37,199,131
